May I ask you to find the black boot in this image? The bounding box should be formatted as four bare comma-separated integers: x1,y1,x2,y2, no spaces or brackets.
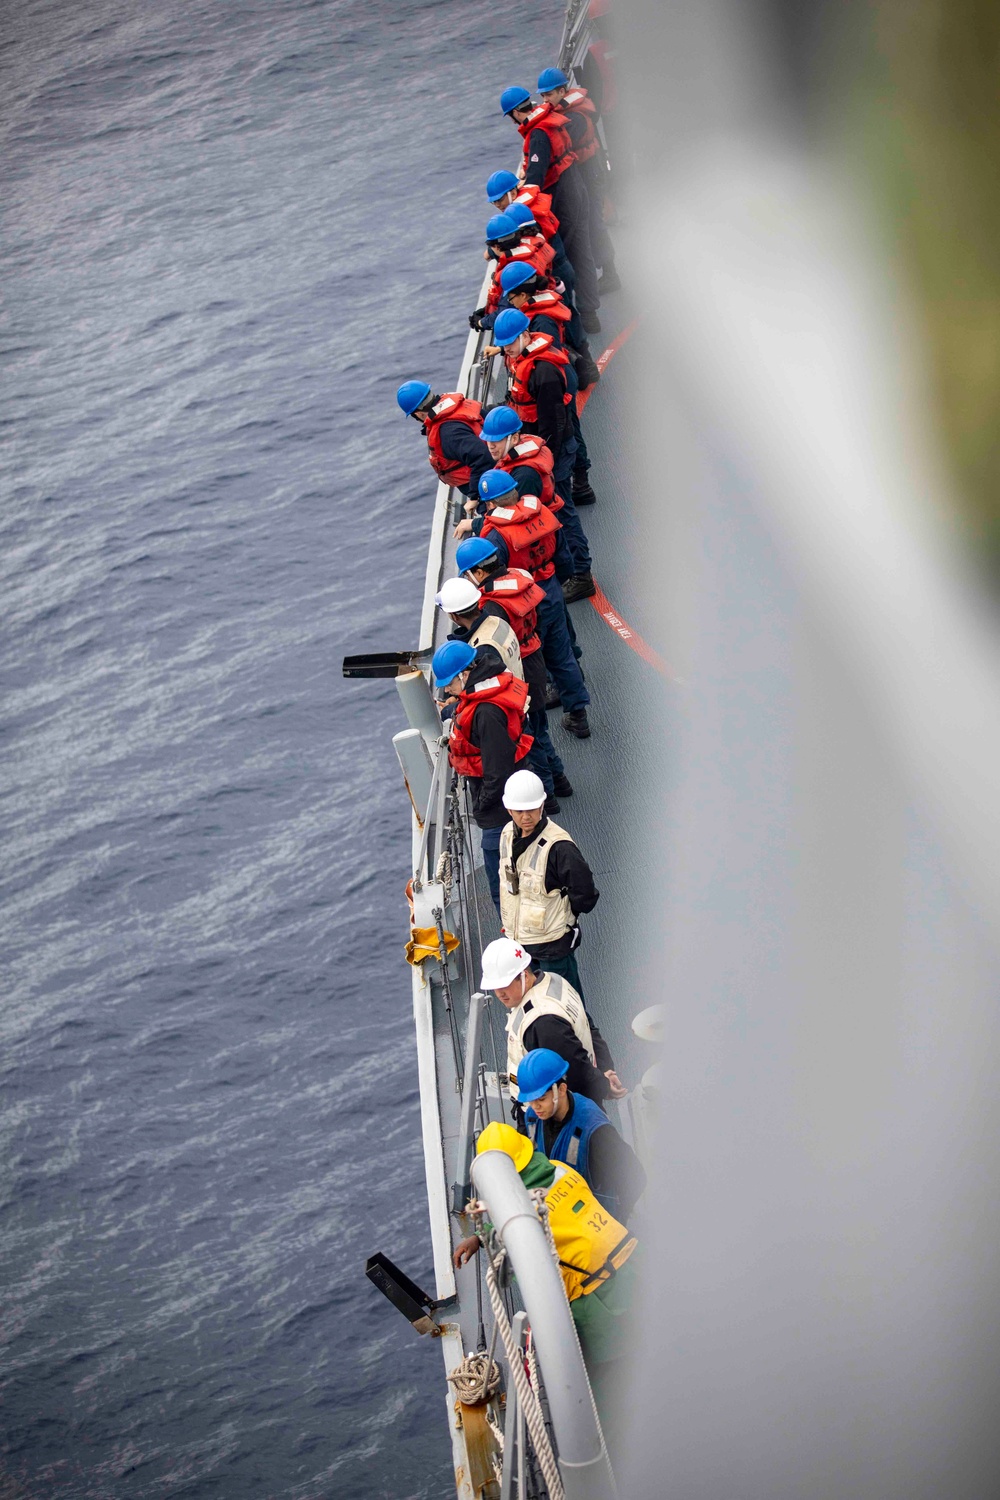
572,474,598,506
562,572,597,604
561,708,591,739
599,264,622,294
545,680,562,709
544,794,561,814
552,773,574,797
575,355,601,389
581,310,602,335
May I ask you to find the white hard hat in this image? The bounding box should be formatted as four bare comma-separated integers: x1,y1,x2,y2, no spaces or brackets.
480,936,532,990
436,577,482,614
503,769,546,810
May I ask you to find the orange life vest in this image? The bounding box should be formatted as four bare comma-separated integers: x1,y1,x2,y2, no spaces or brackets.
448,673,533,778
496,433,557,510
518,103,576,190
522,290,573,340
482,569,544,657
506,334,572,425
481,494,561,583
486,238,556,314
423,394,484,487
512,184,560,242
561,86,600,163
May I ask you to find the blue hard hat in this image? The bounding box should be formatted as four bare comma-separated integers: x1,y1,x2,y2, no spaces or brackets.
503,202,537,231
479,468,519,504
517,1048,570,1103
397,380,431,417
499,261,538,294
431,639,476,687
500,85,532,115
537,67,569,92
456,536,500,573
486,213,519,243
486,169,520,203
480,405,523,441
493,308,530,347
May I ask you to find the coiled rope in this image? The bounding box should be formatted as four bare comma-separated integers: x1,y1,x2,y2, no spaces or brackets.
446,1314,501,1405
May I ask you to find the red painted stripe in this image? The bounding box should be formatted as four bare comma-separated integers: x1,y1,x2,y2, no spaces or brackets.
576,316,638,414
588,582,676,680
574,317,675,678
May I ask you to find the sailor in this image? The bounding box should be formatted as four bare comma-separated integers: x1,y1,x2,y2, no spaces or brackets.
431,640,532,911
455,536,573,805
462,467,591,739
499,85,601,333
478,402,559,511
453,1122,639,1408
456,465,561,570
499,768,598,997
537,67,620,294
495,265,598,503
492,309,595,602
478,936,625,1107
436,576,524,680
471,213,555,329
516,1048,646,1223
396,381,492,500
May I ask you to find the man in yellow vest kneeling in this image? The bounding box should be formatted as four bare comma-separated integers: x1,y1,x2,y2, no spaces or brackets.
453,1121,639,1415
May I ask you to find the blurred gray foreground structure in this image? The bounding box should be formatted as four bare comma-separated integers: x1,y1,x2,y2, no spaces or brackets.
615,1,1000,1495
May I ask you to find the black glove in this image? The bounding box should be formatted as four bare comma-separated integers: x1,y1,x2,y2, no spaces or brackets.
469,307,486,331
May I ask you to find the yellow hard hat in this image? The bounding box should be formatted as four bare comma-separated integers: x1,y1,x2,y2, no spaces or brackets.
476,1121,533,1173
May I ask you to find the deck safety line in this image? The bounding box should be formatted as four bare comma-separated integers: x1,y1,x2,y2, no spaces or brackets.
589,582,676,680
576,316,639,415
575,316,678,681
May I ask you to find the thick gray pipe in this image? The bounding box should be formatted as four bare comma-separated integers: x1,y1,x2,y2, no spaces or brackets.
451,990,486,1213
395,668,442,749
471,1150,618,1500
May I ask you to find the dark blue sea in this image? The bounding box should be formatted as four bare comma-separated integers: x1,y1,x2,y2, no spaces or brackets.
0,1,560,1493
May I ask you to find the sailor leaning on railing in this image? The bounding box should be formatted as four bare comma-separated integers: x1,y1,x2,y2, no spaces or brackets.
455,1121,640,1429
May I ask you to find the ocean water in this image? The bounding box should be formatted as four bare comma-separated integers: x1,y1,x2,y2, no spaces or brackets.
0,1,560,1494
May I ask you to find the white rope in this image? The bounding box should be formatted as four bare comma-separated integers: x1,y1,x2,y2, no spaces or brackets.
446,1315,501,1406
435,845,453,901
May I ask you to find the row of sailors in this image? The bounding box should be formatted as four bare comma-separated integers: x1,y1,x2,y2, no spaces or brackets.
397,70,620,607
397,63,638,1409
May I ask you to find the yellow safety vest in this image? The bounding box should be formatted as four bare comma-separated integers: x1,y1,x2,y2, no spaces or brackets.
468,613,523,680
499,819,576,946
544,1163,637,1301
506,971,594,1100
